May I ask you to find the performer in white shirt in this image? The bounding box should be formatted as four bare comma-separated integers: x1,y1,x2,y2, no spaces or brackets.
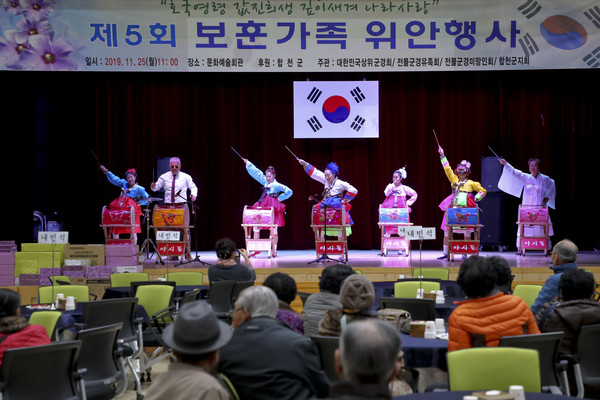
497,157,556,250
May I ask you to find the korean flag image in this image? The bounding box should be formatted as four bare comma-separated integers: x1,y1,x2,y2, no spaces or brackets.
293,81,379,139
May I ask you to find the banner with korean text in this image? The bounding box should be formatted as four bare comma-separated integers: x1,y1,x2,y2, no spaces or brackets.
0,0,598,72
294,81,379,138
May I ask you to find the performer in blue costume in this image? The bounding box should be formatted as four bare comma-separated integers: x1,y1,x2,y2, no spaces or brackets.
242,158,293,257
298,159,357,239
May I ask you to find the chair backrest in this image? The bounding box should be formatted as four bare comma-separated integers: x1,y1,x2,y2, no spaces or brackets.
180,289,202,306
298,291,312,306
231,281,254,308
394,281,441,298
110,272,149,287
49,275,72,286
499,331,564,389
380,297,435,321
135,284,175,318
448,347,541,392
208,280,236,313
82,298,138,343
0,340,84,400
574,324,600,386
130,280,176,297
513,284,543,307
310,335,340,382
412,268,450,280
75,323,126,399
29,311,62,341
165,271,204,286
39,285,90,303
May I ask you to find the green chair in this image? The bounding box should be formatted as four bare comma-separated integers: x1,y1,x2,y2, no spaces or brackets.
354,270,363,275
110,272,149,288
513,284,543,307
38,285,93,303
412,268,450,280
394,281,441,298
448,347,541,392
48,275,71,286
29,311,62,341
135,284,175,320
165,271,204,286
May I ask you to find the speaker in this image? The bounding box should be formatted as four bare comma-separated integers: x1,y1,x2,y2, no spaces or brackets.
156,156,171,178
481,156,503,193
479,192,504,246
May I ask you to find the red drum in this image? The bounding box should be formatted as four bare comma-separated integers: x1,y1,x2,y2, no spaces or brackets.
312,205,345,226
243,206,274,226
102,196,141,234
152,204,189,227
519,205,549,223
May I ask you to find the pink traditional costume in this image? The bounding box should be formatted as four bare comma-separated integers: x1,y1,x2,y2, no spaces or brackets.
246,162,293,227
381,167,417,236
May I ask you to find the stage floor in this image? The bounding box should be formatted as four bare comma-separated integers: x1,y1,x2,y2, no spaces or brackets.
142,249,600,270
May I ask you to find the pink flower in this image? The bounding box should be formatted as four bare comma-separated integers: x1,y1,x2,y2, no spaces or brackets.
21,34,76,70
21,0,54,22
2,0,23,16
0,29,28,69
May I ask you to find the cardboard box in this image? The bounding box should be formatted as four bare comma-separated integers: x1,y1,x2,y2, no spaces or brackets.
15,251,62,270
64,258,91,267
63,245,105,266
14,263,39,277
0,264,14,275
409,321,427,337
0,275,15,286
70,277,87,285
21,243,66,253
105,244,138,257
39,267,62,277
17,285,39,305
106,255,138,266
0,252,15,265
115,265,143,273
88,282,111,300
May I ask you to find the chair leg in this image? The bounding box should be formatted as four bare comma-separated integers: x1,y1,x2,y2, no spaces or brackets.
572,363,585,398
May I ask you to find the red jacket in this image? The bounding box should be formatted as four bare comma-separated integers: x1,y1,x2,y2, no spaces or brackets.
0,324,51,366
448,292,540,352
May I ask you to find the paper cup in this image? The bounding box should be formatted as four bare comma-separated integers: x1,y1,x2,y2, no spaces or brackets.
509,385,525,400
424,321,436,339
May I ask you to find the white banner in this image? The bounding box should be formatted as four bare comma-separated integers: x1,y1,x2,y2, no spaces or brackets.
1,0,598,72
294,81,379,138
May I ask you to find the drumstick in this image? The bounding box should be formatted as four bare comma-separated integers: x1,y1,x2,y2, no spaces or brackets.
432,129,440,148
230,147,245,160
488,146,502,159
285,145,299,160
91,150,101,165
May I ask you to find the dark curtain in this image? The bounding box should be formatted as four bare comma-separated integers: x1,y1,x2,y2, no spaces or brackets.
2,69,597,251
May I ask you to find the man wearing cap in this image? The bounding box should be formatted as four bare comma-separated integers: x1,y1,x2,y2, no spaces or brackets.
145,301,232,400
219,285,330,400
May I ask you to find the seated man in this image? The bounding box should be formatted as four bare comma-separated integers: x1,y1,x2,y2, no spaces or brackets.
145,301,233,400
218,286,329,400
531,239,579,315
536,268,600,355
324,319,402,400
448,255,540,351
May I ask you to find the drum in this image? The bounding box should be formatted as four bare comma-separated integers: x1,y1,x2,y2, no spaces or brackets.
379,207,409,224
519,205,548,223
102,196,141,234
152,204,188,227
447,207,479,225
242,206,274,226
312,205,344,226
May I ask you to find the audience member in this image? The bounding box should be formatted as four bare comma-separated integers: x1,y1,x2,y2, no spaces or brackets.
302,264,355,338
263,272,304,334
218,286,329,400
536,268,600,355
145,301,232,400
489,255,513,294
0,289,51,366
208,238,256,284
448,255,540,351
319,274,376,337
530,239,579,315
324,319,403,400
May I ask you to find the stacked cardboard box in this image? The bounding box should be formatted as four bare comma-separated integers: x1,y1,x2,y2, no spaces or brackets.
63,245,105,266
14,243,65,278
0,241,16,286
39,267,63,286
105,244,138,266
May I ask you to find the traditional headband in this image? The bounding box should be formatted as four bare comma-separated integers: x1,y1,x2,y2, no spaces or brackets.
394,167,407,179
265,166,276,175
456,160,471,174
125,168,137,177
326,162,339,176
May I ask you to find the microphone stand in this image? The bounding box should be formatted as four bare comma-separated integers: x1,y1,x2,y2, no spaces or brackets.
177,193,210,266
309,196,344,265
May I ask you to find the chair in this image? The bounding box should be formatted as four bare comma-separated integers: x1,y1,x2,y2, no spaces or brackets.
448,347,541,392
110,272,149,288
75,323,126,400
298,291,312,306
567,323,600,398
513,284,543,307
49,275,72,285
230,281,254,308
412,268,450,280
180,289,202,306
165,271,203,286
218,373,241,400
80,298,143,399
499,331,568,394
380,297,435,321
0,341,86,400
39,285,95,303
29,310,62,341
311,335,340,382
207,280,236,316
394,281,441,298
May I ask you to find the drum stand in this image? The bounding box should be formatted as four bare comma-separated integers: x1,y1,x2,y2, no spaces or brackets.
177,200,210,266
309,198,344,265
139,204,164,265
